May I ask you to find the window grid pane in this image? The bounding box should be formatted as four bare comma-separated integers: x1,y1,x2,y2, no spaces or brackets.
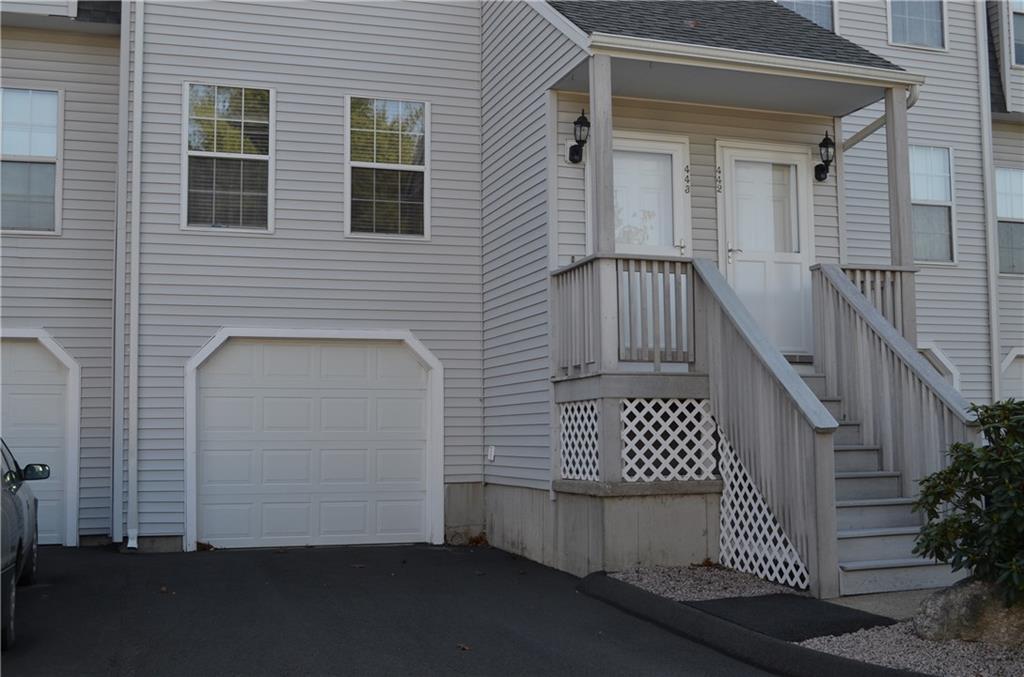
350,168,424,236
891,0,944,48
777,0,833,30
349,97,425,168
996,168,1024,220
187,156,267,229
912,204,953,262
1,160,56,231
910,145,951,203
1,88,58,158
999,221,1024,274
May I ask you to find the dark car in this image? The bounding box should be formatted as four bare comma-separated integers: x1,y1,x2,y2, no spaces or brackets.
2,439,50,648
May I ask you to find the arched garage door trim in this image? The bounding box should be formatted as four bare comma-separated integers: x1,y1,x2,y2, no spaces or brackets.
183,328,444,552
2,327,81,546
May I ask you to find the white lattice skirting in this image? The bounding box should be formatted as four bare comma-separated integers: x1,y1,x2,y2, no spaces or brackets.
718,437,809,589
620,399,719,482
559,400,600,481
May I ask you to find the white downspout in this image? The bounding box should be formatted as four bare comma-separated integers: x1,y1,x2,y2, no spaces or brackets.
126,0,144,550
843,83,920,152
976,2,1002,401
111,0,130,544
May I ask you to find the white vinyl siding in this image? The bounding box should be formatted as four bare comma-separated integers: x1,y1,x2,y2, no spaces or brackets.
778,0,833,31
1,87,61,233
889,0,945,49
128,0,483,536
481,1,587,488
909,145,954,262
839,0,990,401
346,96,428,238
1,26,119,536
996,167,1024,275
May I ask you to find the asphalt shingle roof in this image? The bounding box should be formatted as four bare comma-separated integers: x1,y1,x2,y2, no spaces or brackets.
548,0,902,72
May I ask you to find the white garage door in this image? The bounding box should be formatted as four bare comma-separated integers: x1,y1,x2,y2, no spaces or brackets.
197,339,429,548
1,339,68,545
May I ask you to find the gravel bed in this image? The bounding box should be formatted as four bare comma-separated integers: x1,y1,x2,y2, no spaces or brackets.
610,563,804,602
800,621,1024,677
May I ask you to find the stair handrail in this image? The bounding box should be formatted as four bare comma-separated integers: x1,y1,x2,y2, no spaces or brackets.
691,259,839,598
813,264,975,423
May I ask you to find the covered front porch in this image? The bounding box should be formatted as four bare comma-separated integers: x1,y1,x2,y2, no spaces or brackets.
542,38,975,599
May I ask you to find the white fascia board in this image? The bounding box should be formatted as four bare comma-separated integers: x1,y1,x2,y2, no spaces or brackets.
589,32,926,89
526,0,592,53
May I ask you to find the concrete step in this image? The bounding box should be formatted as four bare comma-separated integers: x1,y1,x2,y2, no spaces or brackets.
839,558,969,595
838,526,920,562
800,373,827,398
835,470,901,500
836,497,921,530
834,445,881,472
834,421,863,446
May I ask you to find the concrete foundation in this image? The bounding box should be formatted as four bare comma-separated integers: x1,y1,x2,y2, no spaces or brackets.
484,482,722,577
444,481,485,544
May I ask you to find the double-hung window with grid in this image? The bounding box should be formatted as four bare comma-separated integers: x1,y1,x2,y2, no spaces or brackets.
890,0,945,49
1,88,61,233
184,84,272,230
996,167,1024,275
347,97,427,237
910,145,955,263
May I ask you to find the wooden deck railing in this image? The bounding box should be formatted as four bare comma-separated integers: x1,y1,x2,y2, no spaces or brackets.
691,259,840,599
841,265,917,342
813,264,976,494
551,254,693,377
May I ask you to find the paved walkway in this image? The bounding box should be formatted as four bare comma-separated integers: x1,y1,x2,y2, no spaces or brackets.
4,545,770,676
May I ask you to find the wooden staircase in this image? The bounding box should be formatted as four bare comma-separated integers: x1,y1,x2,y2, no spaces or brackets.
801,371,967,595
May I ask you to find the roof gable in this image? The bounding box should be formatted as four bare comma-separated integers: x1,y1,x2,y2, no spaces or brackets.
547,0,902,72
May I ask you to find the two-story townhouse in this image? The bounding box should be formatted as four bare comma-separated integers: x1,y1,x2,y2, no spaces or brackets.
0,0,1018,600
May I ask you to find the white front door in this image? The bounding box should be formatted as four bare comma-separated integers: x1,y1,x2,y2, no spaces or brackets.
612,136,692,257
720,145,815,356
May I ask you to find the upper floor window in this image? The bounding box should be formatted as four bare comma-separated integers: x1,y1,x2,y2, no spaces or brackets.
777,0,833,31
1013,0,1024,64
1,88,60,233
996,167,1024,274
184,83,272,231
910,145,954,263
890,0,945,49
347,96,427,238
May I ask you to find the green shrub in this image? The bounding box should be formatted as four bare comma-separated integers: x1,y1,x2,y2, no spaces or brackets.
913,399,1024,606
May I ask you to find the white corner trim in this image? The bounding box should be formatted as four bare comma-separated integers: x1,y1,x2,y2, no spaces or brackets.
2,328,81,547
918,340,961,391
526,0,592,53
1000,347,1024,375
182,327,446,552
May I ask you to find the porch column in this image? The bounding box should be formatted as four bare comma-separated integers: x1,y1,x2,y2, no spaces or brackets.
589,54,615,255
884,86,918,344
589,54,621,372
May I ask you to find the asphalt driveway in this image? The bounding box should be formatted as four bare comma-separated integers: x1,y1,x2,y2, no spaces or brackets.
3,544,769,676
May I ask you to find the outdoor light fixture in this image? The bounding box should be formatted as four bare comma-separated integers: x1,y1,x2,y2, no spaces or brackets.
569,110,590,164
815,130,836,182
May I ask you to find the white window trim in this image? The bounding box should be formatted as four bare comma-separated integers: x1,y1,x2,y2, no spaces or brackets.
343,94,431,241
0,84,64,237
995,164,1024,276
910,144,958,266
179,81,276,235
886,0,949,53
1010,1,1024,69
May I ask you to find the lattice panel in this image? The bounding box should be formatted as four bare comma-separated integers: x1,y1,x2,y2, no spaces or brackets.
718,436,809,589
620,399,719,482
559,400,600,481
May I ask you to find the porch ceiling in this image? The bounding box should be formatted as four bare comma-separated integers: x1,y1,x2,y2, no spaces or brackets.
554,57,888,117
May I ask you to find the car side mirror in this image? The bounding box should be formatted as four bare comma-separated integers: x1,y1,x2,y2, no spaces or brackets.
22,464,50,481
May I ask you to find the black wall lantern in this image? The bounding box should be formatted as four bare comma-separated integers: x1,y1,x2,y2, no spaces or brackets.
569,110,590,164
815,130,836,182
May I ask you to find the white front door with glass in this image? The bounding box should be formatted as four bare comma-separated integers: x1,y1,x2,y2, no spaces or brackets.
611,136,691,257
720,145,815,356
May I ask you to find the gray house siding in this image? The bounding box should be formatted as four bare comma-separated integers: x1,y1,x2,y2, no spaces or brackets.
127,0,483,536
481,1,586,488
1,26,120,536
992,121,1024,391
839,0,993,401
554,93,842,267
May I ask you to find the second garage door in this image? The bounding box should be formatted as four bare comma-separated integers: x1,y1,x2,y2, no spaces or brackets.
197,339,429,548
